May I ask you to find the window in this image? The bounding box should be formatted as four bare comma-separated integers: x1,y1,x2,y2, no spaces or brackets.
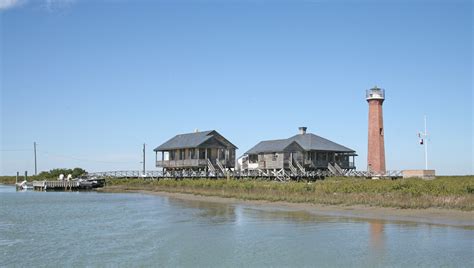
249,155,258,163
380,128,384,136
272,153,278,161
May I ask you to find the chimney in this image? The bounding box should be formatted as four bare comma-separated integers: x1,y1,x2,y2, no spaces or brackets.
299,127,307,135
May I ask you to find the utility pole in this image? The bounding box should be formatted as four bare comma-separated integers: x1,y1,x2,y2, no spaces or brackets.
142,143,146,175
424,116,428,170
418,116,429,170
34,142,37,176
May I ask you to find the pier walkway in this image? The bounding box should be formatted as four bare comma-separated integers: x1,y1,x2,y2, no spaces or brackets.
30,179,105,191
33,180,80,191
87,169,402,180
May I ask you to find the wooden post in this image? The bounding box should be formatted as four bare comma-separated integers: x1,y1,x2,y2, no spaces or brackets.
34,142,37,176
205,149,208,176
224,149,228,167
142,143,146,176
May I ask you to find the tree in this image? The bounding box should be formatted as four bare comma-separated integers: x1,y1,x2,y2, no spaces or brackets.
72,167,87,178
37,168,87,179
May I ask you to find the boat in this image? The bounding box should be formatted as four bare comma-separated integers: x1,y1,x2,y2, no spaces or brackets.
16,181,33,191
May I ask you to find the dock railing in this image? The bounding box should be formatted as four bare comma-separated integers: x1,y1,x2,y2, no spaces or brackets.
88,169,403,180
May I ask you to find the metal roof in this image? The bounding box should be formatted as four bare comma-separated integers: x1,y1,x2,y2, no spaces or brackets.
288,134,355,152
245,139,296,154
245,133,355,154
154,130,237,151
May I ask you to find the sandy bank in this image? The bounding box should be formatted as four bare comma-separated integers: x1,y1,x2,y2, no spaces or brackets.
99,186,473,228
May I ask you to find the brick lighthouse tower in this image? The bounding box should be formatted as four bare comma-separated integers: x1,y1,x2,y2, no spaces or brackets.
366,86,386,174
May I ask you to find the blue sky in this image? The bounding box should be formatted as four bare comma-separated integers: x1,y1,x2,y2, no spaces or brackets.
1,0,472,175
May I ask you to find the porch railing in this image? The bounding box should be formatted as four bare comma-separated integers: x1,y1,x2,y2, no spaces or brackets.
156,159,208,167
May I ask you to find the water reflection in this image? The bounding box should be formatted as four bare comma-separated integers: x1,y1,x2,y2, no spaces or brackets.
242,207,336,224
165,198,395,266
370,220,385,251
368,220,386,265
166,198,342,226
167,198,237,224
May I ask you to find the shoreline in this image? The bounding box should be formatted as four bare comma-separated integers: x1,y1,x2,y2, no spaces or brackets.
3,182,472,227
99,186,474,228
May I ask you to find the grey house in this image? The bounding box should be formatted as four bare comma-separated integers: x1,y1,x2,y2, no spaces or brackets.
241,127,356,174
154,130,237,174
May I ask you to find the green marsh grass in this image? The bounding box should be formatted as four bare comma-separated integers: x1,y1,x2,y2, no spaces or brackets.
105,176,474,210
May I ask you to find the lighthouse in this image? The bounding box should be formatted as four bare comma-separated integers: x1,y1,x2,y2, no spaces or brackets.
366,86,386,174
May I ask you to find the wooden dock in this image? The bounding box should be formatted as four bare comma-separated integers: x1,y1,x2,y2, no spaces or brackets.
31,179,105,191
33,181,80,191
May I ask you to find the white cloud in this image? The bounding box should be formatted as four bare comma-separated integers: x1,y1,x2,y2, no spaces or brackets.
0,0,76,11
43,0,76,11
0,0,23,10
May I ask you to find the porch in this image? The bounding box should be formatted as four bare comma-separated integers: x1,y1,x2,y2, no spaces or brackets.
301,151,356,170
155,147,235,168
243,151,356,171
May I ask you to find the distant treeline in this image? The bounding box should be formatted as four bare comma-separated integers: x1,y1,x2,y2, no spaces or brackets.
38,168,87,179
0,168,87,184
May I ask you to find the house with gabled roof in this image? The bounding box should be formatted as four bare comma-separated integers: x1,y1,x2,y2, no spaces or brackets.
154,130,237,174
241,127,356,174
